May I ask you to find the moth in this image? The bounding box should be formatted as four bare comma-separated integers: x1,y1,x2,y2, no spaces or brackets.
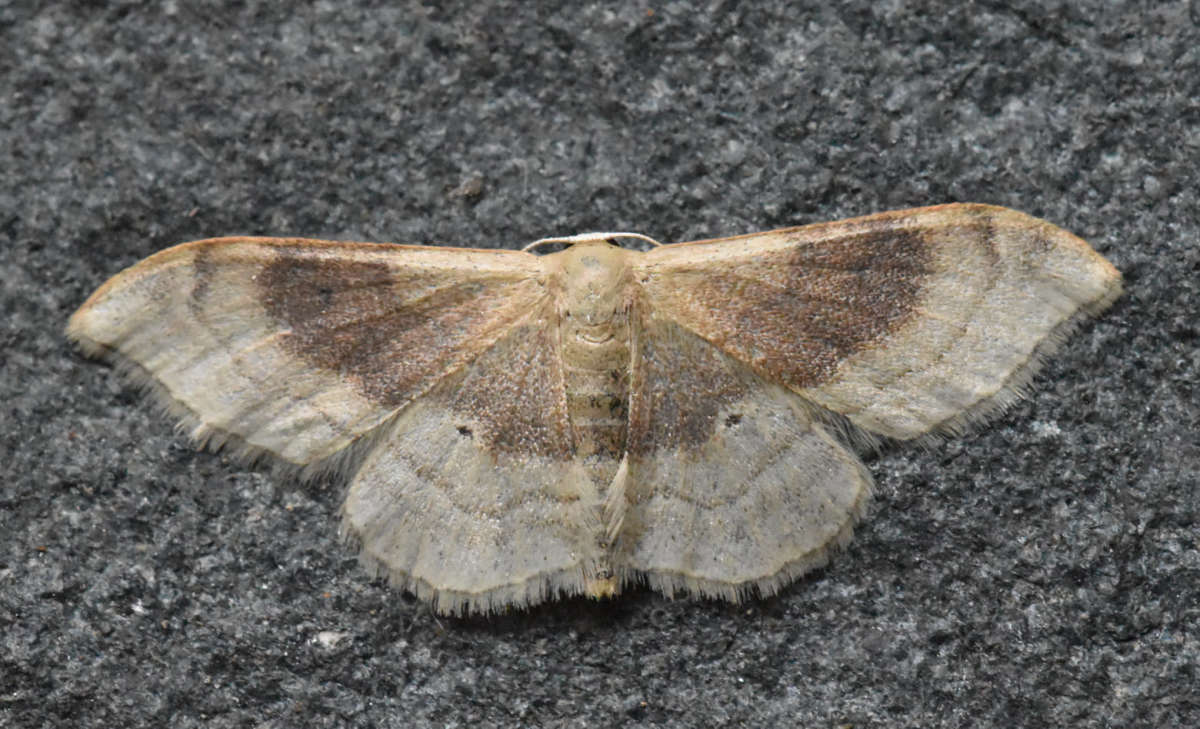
68,203,1122,615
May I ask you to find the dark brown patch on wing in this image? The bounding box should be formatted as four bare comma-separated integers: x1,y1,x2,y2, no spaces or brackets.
254,244,537,409
189,246,215,315
446,317,575,460
627,308,749,456
652,224,936,389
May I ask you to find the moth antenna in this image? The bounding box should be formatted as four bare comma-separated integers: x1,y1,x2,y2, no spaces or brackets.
522,232,663,252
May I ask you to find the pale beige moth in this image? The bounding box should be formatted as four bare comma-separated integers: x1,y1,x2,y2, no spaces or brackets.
67,203,1122,615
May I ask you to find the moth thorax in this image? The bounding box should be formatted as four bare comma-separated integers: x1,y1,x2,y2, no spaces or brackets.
556,241,633,329
549,242,633,468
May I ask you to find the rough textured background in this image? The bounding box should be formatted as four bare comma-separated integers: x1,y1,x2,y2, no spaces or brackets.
2,2,1197,727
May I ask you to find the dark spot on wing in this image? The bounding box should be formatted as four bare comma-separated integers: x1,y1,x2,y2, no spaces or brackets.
444,320,574,459
628,314,749,455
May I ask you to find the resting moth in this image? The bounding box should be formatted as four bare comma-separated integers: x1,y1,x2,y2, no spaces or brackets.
68,204,1122,615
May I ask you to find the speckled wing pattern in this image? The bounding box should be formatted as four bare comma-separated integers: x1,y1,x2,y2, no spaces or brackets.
636,205,1121,439
339,301,611,613
68,238,610,613
67,204,1122,615
620,313,874,601
618,205,1121,599
68,238,547,466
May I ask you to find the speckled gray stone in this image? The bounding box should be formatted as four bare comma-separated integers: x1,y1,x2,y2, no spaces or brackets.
2,2,1197,727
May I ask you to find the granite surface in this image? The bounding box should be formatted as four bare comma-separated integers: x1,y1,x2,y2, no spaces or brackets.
2,2,1197,727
